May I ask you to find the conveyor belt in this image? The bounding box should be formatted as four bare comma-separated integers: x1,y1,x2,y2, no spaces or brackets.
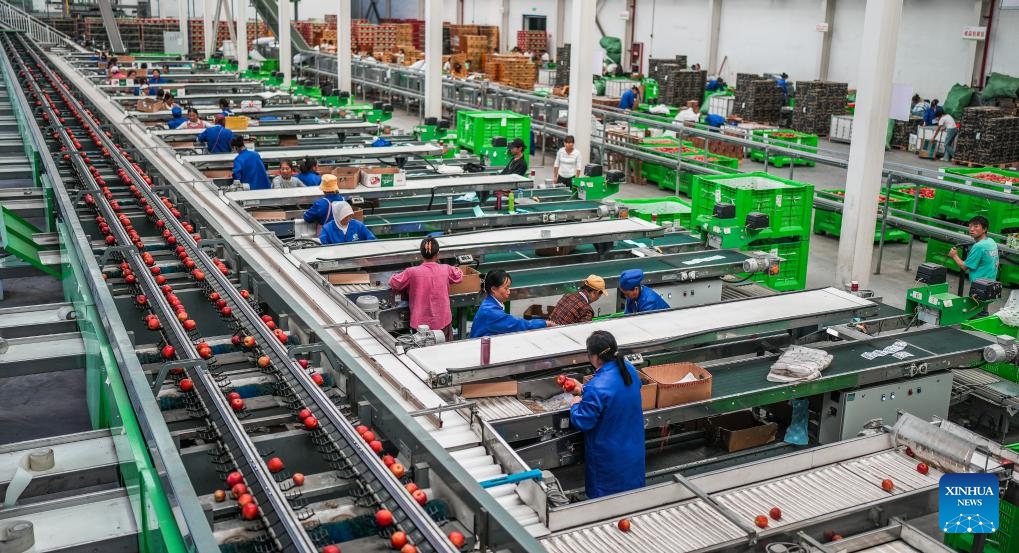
365,200,608,234
103,81,265,94
228,173,533,207
152,121,379,139
113,91,288,104
293,218,663,271
408,287,876,386
187,143,443,165
132,104,332,122
365,188,576,215
475,232,705,268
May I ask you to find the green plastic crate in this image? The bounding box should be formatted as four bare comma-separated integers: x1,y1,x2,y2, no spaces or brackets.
748,129,818,167
455,111,531,160
926,237,1019,287
747,238,810,292
892,183,939,220
812,189,911,243
574,177,619,200
940,167,1019,232
691,172,815,241
642,152,740,195
616,197,692,229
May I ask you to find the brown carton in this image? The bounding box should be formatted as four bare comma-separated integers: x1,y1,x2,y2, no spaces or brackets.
642,362,712,408
449,266,481,295
523,304,554,320
707,411,778,452
332,167,361,189
461,380,518,398
327,272,371,285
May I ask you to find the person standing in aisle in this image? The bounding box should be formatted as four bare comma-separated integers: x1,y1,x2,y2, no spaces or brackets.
619,269,670,314
931,110,959,161
319,201,376,244
500,138,529,177
549,275,606,325
950,216,999,286
303,174,345,228
619,85,640,111
564,330,646,499
552,135,583,187
469,270,554,338
271,160,303,189
388,237,464,341
230,137,271,190
196,115,234,154
296,157,323,186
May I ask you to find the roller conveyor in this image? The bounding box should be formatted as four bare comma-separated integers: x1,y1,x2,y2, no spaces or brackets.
152,120,380,140
293,218,664,271
188,143,443,166
111,91,292,106
130,104,333,122
228,173,532,207
101,81,266,95
364,199,611,235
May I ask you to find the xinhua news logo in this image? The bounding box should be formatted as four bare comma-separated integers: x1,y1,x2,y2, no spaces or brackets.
939,473,999,534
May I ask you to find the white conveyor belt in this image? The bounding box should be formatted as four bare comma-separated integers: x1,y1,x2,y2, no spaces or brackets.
153,121,378,139
406,287,875,373
131,104,330,120
186,143,443,165
227,173,533,205
292,218,661,264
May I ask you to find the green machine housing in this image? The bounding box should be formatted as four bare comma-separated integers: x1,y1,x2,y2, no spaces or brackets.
905,262,1002,326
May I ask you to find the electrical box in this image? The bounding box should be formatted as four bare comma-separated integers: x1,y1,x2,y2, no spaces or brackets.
656,280,723,309
818,372,952,444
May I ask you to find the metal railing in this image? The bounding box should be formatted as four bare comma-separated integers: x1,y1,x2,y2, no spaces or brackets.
0,0,86,51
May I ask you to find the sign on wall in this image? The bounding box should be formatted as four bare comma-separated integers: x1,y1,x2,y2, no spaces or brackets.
962,26,987,40
815,22,830,33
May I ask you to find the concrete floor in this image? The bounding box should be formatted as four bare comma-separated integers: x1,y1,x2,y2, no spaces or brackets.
390,110,959,308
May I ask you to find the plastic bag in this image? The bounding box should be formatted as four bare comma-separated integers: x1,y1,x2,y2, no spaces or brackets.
983,72,1019,100
943,84,975,118
997,290,1019,327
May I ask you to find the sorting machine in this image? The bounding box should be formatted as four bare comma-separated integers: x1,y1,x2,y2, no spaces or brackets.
7,37,1019,553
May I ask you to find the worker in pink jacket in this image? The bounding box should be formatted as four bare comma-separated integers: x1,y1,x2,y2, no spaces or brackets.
388,237,463,341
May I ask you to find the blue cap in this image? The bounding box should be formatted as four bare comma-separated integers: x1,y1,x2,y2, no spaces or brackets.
171,106,182,116
619,269,644,291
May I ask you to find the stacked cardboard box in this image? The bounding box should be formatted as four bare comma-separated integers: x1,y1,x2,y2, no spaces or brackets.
889,119,915,150
954,106,1019,165
516,30,548,53
733,79,785,124
443,24,499,56
648,56,687,79
654,69,705,106
555,44,570,87
464,35,490,70
382,18,424,50
790,80,848,136
483,54,538,90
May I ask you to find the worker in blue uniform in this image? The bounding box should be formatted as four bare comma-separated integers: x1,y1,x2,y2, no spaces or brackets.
296,157,323,187
218,98,234,117
619,269,670,314
303,174,345,227
704,113,727,129
166,106,188,129
230,137,271,190
319,201,376,244
196,115,234,154
776,72,789,100
469,270,554,338
567,330,646,499
705,77,726,92
618,85,640,111
147,69,166,94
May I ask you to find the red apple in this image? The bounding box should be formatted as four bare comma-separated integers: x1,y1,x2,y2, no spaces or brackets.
298,408,312,420
161,345,175,359
226,471,243,487
292,473,305,486
230,398,245,412
237,493,254,506
390,462,406,479
384,455,397,468
362,431,376,443
227,392,241,401
375,509,393,527
213,489,226,502
881,479,894,492
412,489,427,506
257,355,271,368
178,379,194,392
617,518,631,532
183,319,197,331
769,507,782,520
754,515,768,528
321,546,340,553
298,359,310,369
311,373,324,386
266,457,284,473
391,531,408,549
917,463,929,475
355,425,369,435
400,546,416,553
304,416,319,430
448,531,465,547
231,483,247,498
405,482,419,494
369,440,383,454
241,502,258,520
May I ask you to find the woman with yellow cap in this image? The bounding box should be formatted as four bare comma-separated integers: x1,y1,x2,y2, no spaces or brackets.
303,174,346,228
549,275,606,325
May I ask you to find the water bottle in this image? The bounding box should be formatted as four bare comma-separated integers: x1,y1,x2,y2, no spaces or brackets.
480,336,491,365
508,191,516,213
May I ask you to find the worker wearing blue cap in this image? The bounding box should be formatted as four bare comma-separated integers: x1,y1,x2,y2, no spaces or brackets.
619,269,669,314
167,106,187,129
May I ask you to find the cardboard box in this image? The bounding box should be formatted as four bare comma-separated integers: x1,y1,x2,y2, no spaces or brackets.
461,380,518,398
585,372,658,411
225,115,250,130
707,411,778,452
449,265,481,295
523,304,554,320
332,167,361,189
250,210,287,221
360,167,407,188
642,362,712,408
327,271,371,285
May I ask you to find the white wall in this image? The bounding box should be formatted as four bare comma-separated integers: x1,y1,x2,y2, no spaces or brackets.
986,5,1019,82
715,0,823,83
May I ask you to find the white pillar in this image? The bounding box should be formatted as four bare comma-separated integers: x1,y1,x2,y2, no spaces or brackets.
338,0,352,93
278,0,291,87
499,0,509,52
568,0,596,162
707,0,722,74
835,0,902,288
177,0,188,55
555,0,565,48
817,0,835,80
237,0,248,72
203,0,216,59
424,0,443,119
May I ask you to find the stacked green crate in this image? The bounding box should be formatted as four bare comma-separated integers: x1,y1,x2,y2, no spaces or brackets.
892,183,938,220
615,197,693,229
748,129,819,167
925,237,1019,287
939,167,1019,231
812,188,911,243
637,140,739,195
455,111,531,161
691,172,814,291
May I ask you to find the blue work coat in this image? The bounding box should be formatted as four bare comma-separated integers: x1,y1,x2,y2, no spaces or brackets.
776,78,789,96
232,149,271,190
319,219,376,244
570,358,646,499
196,125,234,153
623,286,670,314
706,79,724,92
167,116,188,129
469,295,547,338
303,193,346,225
296,171,322,187
618,89,637,110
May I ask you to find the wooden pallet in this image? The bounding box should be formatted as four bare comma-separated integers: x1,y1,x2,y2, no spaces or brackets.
951,159,1019,169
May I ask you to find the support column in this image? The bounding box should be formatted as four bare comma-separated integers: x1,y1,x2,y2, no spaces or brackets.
424,0,443,119
969,0,990,88
568,0,596,162
835,0,903,288
817,0,835,80
178,0,188,56
236,0,248,72
278,0,291,87
555,0,565,48
706,0,722,74
621,0,634,69
203,0,215,59
500,0,509,52
338,0,352,93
